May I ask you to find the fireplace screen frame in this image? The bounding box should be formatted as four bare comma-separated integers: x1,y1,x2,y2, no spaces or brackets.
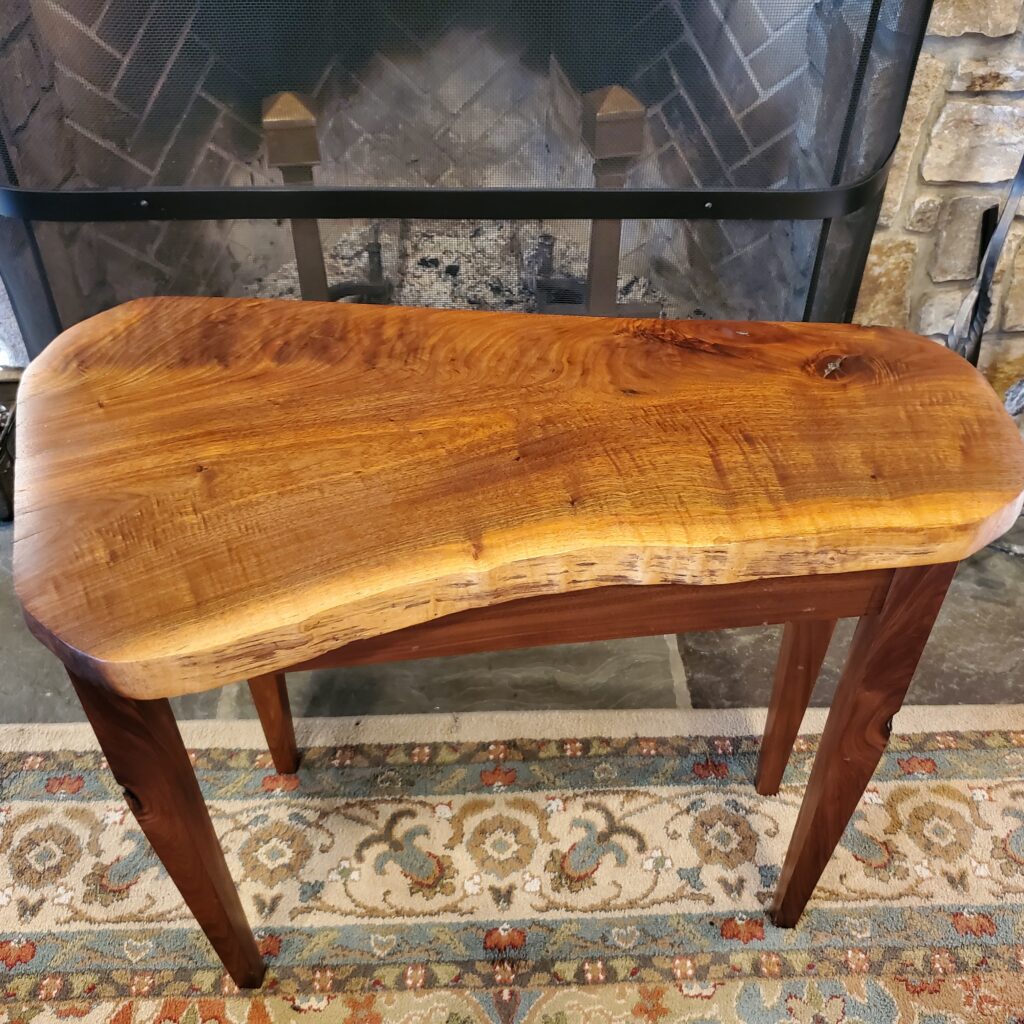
0,0,932,358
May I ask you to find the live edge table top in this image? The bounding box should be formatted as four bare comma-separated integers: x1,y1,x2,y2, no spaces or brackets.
13,296,1024,699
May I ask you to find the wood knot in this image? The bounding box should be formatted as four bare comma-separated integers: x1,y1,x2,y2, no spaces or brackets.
807,352,873,383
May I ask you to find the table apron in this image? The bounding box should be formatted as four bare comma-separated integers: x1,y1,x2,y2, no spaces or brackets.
290,568,895,673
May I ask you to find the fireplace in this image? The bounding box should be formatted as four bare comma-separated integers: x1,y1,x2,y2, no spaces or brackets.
0,0,932,356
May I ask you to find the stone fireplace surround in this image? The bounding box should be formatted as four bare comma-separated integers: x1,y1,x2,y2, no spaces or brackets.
0,0,925,346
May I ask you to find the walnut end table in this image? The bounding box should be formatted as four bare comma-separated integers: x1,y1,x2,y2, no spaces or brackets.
14,297,1024,987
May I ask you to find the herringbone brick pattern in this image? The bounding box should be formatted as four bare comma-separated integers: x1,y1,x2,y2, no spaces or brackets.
627,0,812,191
23,0,274,286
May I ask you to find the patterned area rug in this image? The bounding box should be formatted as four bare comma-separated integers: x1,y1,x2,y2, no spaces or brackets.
2,705,1024,1023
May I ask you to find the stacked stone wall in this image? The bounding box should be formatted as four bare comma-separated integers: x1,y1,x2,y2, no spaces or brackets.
857,0,1024,410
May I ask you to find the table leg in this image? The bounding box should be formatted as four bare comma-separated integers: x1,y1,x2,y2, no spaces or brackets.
771,562,956,927
756,620,837,795
248,672,300,773
68,671,266,988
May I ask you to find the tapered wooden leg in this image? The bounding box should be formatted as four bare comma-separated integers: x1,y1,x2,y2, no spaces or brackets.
68,671,265,988
771,562,956,927
756,620,837,796
248,673,299,774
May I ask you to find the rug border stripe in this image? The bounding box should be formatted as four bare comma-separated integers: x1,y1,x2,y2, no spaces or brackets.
1,703,1022,750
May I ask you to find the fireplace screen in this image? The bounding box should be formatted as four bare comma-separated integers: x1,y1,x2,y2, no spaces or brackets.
0,0,932,356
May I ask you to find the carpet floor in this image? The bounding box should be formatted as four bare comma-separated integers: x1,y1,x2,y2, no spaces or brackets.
1,705,1023,1023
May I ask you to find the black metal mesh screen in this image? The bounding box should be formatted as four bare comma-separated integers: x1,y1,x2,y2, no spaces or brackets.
22,0,927,189
0,0,931,353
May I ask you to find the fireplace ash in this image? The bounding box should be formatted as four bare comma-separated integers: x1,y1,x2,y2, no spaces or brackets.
249,219,669,315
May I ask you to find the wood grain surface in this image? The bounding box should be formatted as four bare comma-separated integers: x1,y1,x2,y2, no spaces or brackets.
14,297,1024,698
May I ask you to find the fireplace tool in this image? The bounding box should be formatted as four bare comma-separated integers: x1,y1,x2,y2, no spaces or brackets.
943,148,1024,557
947,148,1024,416
0,366,17,522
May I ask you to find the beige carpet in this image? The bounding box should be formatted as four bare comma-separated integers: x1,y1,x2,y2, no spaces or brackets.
1,704,1023,1022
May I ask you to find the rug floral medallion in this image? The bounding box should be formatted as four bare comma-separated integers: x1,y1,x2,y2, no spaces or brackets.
1,707,1024,1023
